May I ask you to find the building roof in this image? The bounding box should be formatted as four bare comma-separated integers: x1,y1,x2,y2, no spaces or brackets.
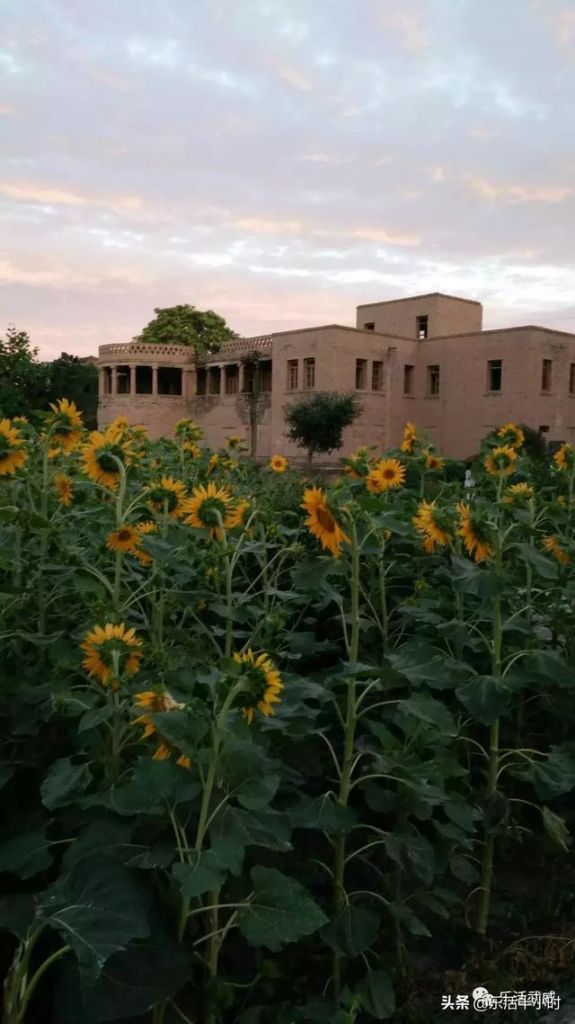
356,291,482,308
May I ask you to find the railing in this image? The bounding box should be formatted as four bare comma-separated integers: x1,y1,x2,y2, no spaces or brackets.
98,343,194,359
200,336,273,363
98,337,273,364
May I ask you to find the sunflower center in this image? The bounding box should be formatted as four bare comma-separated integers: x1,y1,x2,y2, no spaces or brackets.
97,449,121,473
382,468,396,479
198,497,228,526
118,529,132,542
316,505,336,533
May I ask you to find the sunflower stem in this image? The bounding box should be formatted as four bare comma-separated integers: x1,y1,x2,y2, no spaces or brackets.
332,521,360,1003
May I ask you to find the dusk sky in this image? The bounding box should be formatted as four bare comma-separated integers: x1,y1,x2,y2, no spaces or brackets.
2,0,575,359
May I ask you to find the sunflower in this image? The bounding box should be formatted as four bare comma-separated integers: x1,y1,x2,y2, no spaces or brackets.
554,443,575,472
457,502,492,562
133,689,185,738
269,454,288,474
543,535,571,566
0,419,27,476
366,458,406,494
502,482,534,504
106,525,141,554
146,476,187,518
400,422,417,454
227,435,244,448
207,453,219,474
183,482,236,539
484,445,517,478
497,422,524,450
53,473,73,506
228,499,252,530
412,500,452,553
133,521,158,565
301,487,350,558
46,398,84,452
425,452,444,471
233,649,283,724
175,418,203,442
182,441,201,458
81,428,131,489
80,622,143,686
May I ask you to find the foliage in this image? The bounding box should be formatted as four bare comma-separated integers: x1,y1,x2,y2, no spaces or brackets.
284,391,362,468
135,305,236,355
44,354,98,429
0,415,574,1023
0,325,47,419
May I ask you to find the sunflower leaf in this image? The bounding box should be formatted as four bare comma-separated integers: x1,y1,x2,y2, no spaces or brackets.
238,866,327,950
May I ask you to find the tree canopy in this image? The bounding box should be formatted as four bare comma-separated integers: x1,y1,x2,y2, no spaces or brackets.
284,391,362,469
135,305,236,355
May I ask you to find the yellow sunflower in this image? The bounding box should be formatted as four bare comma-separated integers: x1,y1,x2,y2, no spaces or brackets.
497,422,524,450
502,482,534,504
53,473,73,506
106,525,141,554
81,428,131,489
227,435,244,448
207,453,219,474
233,649,283,725
175,418,203,442
425,452,444,471
183,482,236,539
554,443,575,472
366,458,406,494
301,487,350,558
269,454,288,474
133,521,158,565
484,445,517,478
400,422,417,454
412,500,452,553
80,622,143,686
543,535,571,566
457,502,492,562
228,499,252,530
46,398,84,452
146,477,187,518
182,441,201,458
0,419,27,476
133,689,184,738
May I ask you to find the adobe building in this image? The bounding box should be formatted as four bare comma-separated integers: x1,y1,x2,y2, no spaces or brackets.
97,293,575,461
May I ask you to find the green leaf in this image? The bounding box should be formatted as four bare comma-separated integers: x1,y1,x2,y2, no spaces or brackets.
39,857,150,977
96,758,200,816
518,543,559,580
0,505,18,522
509,651,574,690
358,969,395,1020
398,694,457,736
387,642,466,690
238,866,327,951
523,749,575,800
321,906,380,956
78,706,113,733
0,828,54,879
456,675,511,725
288,794,357,834
0,894,36,938
449,854,479,884
172,851,226,898
0,763,13,790
41,758,92,809
151,707,210,755
541,806,570,851
403,833,436,885
388,901,431,936
237,774,280,811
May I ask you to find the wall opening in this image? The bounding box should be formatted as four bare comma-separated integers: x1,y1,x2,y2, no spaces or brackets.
158,366,182,395
196,368,207,395
287,359,298,391
304,357,315,389
541,359,552,393
427,364,440,396
116,365,130,394
208,366,221,395
259,360,272,392
487,359,502,393
103,367,112,394
355,358,367,390
372,360,383,391
225,364,239,394
242,361,255,393
363,322,375,331
570,363,575,395
416,315,429,340
403,364,414,395
136,365,153,394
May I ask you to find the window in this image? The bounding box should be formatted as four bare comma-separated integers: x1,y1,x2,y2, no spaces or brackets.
427,364,440,396
542,359,552,392
416,315,428,340
136,365,153,394
242,361,255,393
355,358,367,390
539,425,549,433
103,367,112,394
287,359,298,391
208,366,221,395
372,360,383,391
196,368,207,395
116,364,130,394
225,364,239,395
570,363,575,395
158,367,182,396
403,364,414,395
487,359,502,393
304,357,315,389
363,322,375,331
260,360,272,392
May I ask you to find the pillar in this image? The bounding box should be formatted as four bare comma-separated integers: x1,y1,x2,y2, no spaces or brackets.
238,362,245,393
152,366,158,396
98,369,105,397
111,366,118,395
129,365,136,396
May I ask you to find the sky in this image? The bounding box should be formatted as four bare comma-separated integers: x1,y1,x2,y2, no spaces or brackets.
1,0,575,359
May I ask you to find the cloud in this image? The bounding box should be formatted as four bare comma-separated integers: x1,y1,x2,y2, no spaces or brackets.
465,176,574,204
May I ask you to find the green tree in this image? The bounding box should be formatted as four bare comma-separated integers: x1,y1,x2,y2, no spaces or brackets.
0,325,48,419
284,391,362,471
44,354,99,429
135,304,236,355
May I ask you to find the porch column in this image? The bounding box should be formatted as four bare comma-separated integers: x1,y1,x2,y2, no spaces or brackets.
111,366,118,395
152,367,158,396
129,365,136,396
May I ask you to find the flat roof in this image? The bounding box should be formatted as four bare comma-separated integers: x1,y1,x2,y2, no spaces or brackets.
356,291,482,308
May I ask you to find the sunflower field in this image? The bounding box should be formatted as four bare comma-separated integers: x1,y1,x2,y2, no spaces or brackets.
1,405,575,1024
